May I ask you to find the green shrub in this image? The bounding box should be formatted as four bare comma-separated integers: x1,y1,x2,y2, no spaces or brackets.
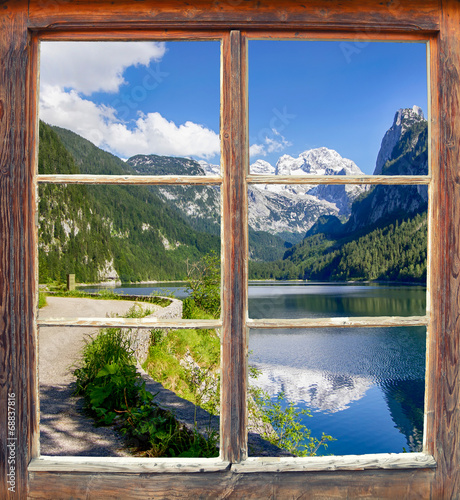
186,251,221,318
74,325,218,457
38,291,47,309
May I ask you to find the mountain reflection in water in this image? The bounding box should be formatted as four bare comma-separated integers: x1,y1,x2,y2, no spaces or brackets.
248,282,426,455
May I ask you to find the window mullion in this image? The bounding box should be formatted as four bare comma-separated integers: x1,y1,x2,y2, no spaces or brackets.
220,30,248,463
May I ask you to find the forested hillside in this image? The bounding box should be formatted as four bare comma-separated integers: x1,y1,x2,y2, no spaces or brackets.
250,113,429,283
250,213,427,282
38,122,219,283
39,105,428,285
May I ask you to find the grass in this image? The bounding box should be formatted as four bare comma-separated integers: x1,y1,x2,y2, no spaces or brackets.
38,291,47,309
144,325,220,410
73,321,218,458
43,288,171,307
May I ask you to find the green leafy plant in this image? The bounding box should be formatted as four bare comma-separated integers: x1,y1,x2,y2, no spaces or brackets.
73,322,218,458
38,291,47,309
185,251,221,318
253,391,334,457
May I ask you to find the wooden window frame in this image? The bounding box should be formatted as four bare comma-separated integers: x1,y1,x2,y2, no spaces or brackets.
0,1,458,498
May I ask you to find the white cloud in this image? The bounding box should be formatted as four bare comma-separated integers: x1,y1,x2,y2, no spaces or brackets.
40,85,220,159
250,128,292,157
39,41,220,159
40,41,166,95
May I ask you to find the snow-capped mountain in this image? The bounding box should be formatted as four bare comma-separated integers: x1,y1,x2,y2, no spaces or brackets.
197,159,220,176
250,159,276,175
128,106,426,250
246,147,367,239
274,147,362,177
128,146,368,245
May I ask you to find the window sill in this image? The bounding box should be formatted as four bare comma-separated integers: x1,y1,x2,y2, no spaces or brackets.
29,452,435,474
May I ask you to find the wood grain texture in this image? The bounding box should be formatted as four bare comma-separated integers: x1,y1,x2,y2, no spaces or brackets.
29,456,230,473
27,468,435,499
0,3,34,499
28,452,435,474
27,0,440,32
1,0,459,497
248,316,429,329
247,174,430,185
426,1,460,498
37,174,222,185
220,30,248,463
233,453,436,473
37,317,222,329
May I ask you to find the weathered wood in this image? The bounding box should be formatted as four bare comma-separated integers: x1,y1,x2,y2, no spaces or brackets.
243,31,433,42
27,0,440,32
37,174,222,185
426,1,460,498
248,316,429,329
220,30,248,463
37,317,222,329
2,0,460,498
0,3,35,500
38,29,224,41
28,452,435,474
28,456,230,473
27,468,435,499
247,174,430,185
233,453,436,473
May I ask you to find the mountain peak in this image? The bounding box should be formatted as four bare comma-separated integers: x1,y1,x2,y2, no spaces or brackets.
251,159,276,175
275,147,363,176
374,106,426,175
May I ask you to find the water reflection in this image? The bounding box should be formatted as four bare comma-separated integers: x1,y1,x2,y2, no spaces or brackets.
249,326,425,454
249,282,426,318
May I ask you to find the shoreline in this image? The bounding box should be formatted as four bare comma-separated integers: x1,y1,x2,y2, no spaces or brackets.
76,280,187,288
47,279,426,289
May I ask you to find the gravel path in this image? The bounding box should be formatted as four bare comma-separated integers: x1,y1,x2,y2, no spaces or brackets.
38,297,157,456
38,296,286,457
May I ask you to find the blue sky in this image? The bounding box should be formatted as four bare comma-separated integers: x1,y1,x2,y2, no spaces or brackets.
40,40,427,174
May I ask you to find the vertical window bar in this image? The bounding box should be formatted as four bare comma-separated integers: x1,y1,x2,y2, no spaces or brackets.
221,30,249,463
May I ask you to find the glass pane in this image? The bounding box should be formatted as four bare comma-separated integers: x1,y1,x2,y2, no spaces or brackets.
248,326,426,456
38,181,220,282
249,41,428,176
38,320,220,457
248,184,427,319
38,181,220,322
39,41,220,175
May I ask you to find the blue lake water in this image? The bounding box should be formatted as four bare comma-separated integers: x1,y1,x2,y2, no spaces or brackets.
82,281,426,456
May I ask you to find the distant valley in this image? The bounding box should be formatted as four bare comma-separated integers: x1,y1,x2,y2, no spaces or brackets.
38,105,428,284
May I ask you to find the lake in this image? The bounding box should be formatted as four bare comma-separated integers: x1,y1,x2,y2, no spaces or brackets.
83,280,427,456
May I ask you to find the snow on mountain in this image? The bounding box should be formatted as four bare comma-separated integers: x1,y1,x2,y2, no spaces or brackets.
374,105,425,175
197,159,220,176
250,159,276,175
199,147,367,240
275,147,363,177
248,185,339,240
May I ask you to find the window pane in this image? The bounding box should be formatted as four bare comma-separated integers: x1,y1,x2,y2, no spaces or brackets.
249,40,428,176
248,184,427,319
38,319,220,457
39,41,220,175
248,326,426,456
38,183,220,286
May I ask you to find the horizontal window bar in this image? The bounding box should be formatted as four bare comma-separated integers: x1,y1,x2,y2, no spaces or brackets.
247,316,428,328
37,174,223,185
232,453,436,473
29,456,230,473
38,317,222,329
29,452,435,474
247,175,431,185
